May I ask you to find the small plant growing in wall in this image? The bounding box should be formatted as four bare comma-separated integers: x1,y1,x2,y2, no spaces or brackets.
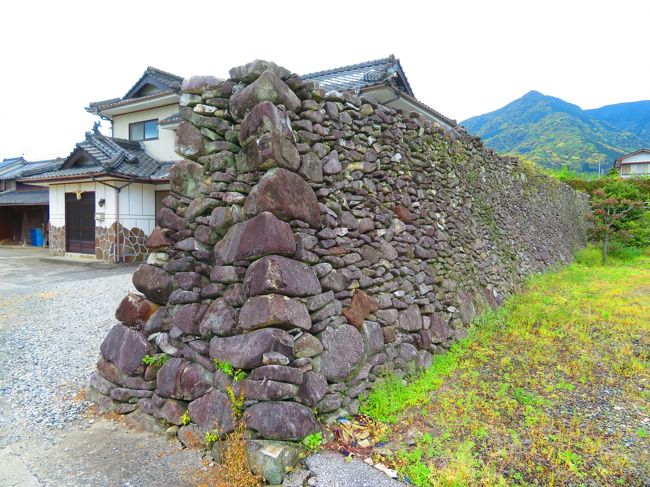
181,410,191,427
301,432,324,451
142,353,169,367
213,359,247,382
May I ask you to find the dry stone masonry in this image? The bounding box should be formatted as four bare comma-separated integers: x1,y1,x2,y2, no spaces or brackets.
91,59,590,481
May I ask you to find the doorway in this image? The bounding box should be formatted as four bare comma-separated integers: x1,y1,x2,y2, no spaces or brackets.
65,192,95,254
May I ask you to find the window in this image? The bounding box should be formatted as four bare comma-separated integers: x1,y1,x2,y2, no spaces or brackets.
129,119,158,141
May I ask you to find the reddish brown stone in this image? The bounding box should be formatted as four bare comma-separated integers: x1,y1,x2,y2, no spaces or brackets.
394,205,415,222
115,292,158,328
244,255,321,298
100,324,153,376
244,401,319,441
156,358,213,401
243,168,321,229
187,389,234,433
329,246,348,255
214,211,296,265
238,294,311,332
342,290,378,328
209,328,293,369
132,264,174,305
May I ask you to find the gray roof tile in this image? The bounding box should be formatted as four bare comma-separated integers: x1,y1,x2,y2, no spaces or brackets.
303,55,414,97
0,189,49,206
20,131,168,182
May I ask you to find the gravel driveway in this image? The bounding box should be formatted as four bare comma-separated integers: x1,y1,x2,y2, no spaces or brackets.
0,247,203,486
0,247,401,487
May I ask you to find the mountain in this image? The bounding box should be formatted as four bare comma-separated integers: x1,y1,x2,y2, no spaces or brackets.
461,91,650,173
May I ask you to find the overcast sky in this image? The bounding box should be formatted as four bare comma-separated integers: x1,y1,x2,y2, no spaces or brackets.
1,0,648,161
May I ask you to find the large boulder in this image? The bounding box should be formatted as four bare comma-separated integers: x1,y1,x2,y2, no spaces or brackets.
198,298,237,337
238,294,311,332
239,101,294,146
214,212,296,264
237,131,300,173
132,264,173,305
244,255,321,298
229,69,300,120
157,207,188,232
187,388,234,433
209,328,293,369
229,60,291,84
319,324,365,382
169,303,204,337
298,371,327,407
181,75,223,94
169,159,204,199
100,324,153,376
244,401,319,440
243,168,321,229
156,358,213,401
175,121,205,159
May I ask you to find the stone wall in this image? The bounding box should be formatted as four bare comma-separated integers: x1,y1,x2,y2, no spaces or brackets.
96,223,149,262
90,60,590,474
48,224,65,256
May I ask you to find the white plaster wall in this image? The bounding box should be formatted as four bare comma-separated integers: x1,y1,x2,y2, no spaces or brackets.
49,185,66,226
49,181,159,235
111,104,180,161
117,183,157,235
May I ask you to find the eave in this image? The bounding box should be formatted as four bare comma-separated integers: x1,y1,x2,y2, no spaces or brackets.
88,92,180,119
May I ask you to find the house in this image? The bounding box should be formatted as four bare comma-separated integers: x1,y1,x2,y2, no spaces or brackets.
303,55,457,130
17,56,455,262
615,149,650,178
0,156,63,244
19,67,183,262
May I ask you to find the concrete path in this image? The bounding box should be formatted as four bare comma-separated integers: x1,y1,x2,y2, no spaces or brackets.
0,246,134,293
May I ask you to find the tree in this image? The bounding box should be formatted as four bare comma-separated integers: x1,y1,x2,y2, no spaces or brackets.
590,186,647,265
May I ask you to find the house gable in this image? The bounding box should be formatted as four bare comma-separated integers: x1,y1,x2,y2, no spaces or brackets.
122,67,183,100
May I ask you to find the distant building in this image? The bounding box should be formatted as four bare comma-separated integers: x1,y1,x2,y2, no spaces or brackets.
615,149,650,178
0,157,62,244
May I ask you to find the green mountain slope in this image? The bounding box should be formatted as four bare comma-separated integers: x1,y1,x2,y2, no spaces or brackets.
462,91,648,173
586,101,650,144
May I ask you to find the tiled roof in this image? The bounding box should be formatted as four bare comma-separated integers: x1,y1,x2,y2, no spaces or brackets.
88,67,183,113
0,157,64,180
0,189,49,206
20,131,168,182
122,66,183,100
303,55,414,97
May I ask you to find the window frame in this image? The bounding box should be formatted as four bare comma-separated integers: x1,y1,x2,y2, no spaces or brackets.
128,119,159,141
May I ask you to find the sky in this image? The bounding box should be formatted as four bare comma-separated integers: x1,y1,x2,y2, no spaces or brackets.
1,0,648,161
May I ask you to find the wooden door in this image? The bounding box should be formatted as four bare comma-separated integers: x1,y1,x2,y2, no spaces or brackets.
65,192,95,254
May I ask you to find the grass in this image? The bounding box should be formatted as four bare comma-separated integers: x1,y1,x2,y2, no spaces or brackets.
362,247,650,485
